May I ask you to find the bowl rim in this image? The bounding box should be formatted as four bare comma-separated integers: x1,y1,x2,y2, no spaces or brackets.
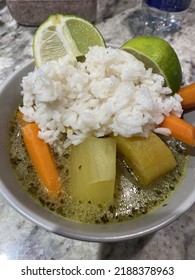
0,60,195,243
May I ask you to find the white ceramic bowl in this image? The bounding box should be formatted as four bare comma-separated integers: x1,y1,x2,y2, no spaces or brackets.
0,61,195,242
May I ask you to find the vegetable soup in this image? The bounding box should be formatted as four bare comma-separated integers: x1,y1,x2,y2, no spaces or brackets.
9,112,189,224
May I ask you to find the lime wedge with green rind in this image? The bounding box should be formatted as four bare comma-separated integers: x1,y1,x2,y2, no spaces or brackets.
120,36,182,93
33,14,105,68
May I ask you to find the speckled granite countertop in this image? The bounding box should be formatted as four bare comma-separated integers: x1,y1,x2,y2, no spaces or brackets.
0,0,195,260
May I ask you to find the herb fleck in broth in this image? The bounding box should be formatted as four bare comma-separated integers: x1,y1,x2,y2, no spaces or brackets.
9,113,189,224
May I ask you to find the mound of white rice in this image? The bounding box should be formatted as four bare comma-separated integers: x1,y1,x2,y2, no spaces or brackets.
20,46,183,152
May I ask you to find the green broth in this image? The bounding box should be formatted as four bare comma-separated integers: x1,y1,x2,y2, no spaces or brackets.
9,113,189,224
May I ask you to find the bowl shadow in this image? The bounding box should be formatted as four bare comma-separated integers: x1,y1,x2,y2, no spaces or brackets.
98,233,153,259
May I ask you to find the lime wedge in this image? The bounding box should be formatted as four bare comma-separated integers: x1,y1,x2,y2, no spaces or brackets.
120,36,182,93
33,14,105,68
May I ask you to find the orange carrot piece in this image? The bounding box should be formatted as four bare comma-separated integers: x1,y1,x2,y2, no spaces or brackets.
159,114,195,146
17,111,28,126
21,123,62,198
179,83,195,108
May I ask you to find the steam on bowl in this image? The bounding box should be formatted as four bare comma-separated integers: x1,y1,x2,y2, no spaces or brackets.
0,61,195,242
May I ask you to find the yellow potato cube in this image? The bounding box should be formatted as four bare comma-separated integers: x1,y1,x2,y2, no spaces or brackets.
114,132,176,186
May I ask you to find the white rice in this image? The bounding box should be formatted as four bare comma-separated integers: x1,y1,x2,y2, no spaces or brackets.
20,46,183,152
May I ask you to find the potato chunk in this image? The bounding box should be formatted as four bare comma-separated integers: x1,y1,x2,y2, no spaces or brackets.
70,137,116,204
114,132,176,186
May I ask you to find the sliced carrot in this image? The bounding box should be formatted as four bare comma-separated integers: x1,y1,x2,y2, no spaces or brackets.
179,83,195,109
21,123,62,198
159,113,195,146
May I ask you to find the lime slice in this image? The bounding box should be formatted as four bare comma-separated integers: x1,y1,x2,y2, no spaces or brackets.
33,14,105,68
120,36,182,93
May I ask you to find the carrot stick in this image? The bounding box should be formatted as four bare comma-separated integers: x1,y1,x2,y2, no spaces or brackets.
159,114,195,146
179,83,195,109
21,123,62,198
